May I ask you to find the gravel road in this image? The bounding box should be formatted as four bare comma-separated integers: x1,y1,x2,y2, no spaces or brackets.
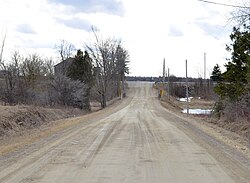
0,81,249,183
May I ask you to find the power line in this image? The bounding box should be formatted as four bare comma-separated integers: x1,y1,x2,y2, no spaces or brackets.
198,0,250,9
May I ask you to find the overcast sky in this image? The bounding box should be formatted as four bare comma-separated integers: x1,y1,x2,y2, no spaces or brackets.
0,0,245,78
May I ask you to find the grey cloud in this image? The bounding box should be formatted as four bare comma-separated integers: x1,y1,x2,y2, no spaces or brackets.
48,0,124,16
16,24,36,34
195,22,229,39
16,38,54,49
168,26,183,37
56,17,92,31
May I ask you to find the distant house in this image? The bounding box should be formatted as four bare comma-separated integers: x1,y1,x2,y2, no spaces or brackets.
54,58,74,75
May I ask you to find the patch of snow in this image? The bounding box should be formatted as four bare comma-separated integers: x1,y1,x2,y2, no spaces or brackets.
182,109,212,115
178,97,193,102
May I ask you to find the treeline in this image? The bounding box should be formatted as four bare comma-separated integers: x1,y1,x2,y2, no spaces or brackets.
0,52,55,105
127,75,212,83
0,30,129,110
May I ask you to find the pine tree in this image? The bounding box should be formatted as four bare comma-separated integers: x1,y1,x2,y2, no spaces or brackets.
214,25,250,102
211,64,222,82
67,49,94,110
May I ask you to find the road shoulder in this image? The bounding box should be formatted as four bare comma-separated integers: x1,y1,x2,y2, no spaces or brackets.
159,100,250,183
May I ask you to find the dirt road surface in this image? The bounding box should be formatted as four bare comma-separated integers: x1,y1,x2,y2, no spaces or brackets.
0,82,249,183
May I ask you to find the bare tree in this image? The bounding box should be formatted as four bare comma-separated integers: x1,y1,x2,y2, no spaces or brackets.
42,57,54,78
86,28,129,108
229,1,250,26
0,51,22,104
55,40,75,61
86,29,113,108
55,40,75,75
8,54,56,105
20,53,47,88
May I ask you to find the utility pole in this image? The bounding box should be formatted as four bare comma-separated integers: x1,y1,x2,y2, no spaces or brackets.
204,53,206,79
163,58,165,82
186,59,189,115
204,52,208,97
168,67,170,100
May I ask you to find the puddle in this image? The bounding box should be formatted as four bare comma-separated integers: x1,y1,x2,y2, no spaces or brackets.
182,109,212,115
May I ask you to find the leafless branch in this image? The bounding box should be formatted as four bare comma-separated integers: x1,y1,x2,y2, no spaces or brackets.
55,39,75,62
0,31,7,69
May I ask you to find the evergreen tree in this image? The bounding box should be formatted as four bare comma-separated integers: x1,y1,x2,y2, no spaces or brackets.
115,45,129,97
211,64,222,82
214,25,250,102
67,49,94,110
